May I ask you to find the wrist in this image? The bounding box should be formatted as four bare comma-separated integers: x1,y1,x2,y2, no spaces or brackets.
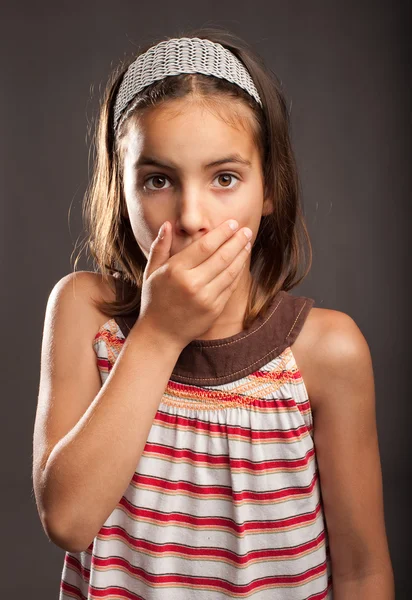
132,316,185,356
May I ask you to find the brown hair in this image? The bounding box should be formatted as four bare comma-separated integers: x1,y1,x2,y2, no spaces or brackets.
74,25,312,330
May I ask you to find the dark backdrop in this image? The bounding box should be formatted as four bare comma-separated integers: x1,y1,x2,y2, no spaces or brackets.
1,1,410,597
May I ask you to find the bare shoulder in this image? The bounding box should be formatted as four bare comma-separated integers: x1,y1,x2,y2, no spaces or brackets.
49,270,118,335
291,306,371,413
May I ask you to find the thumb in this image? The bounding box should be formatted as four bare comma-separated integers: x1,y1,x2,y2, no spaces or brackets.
145,221,171,278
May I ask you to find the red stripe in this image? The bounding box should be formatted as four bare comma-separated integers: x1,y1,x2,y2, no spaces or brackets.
131,470,319,502
97,525,328,563
153,409,311,440
142,441,315,471
118,495,324,534
89,554,329,594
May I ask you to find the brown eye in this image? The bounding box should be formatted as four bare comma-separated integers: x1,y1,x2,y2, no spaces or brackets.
214,173,239,189
151,176,166,189
144,175,171,191
218,174,232,187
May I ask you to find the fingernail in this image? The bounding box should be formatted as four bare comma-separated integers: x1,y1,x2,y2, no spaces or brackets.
158,222,166,239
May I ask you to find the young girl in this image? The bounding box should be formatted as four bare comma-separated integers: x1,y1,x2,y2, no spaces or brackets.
33,27,394,599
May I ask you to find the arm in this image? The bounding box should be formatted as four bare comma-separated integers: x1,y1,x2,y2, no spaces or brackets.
332,571,395,600
33,273,184,553
308,311,395,598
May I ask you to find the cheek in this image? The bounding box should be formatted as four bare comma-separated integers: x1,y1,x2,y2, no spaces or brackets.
236,188,265,242
126,205,156,254
235,185,264,219
123,182,165,249
122,169,159,252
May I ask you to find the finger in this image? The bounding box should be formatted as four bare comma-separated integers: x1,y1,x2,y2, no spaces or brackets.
144,221,171,280
193,226,252,287
207,240,251,299
177,219,240,270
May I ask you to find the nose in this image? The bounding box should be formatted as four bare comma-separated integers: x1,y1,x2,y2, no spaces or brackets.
172,184,212,238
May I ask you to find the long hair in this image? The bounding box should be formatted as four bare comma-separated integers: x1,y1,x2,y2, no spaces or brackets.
73,25,312,330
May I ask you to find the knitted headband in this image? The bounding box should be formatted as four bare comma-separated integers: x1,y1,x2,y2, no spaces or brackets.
113,36,263,133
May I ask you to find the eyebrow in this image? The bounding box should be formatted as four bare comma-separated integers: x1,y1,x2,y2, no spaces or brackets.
134,153,252,170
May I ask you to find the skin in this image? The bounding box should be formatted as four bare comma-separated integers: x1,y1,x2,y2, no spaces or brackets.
119,96,273,340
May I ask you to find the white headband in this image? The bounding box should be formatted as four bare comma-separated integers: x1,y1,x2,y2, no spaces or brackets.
113,37,263,132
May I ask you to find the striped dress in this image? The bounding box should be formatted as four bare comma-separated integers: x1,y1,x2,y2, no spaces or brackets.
59,284,333,599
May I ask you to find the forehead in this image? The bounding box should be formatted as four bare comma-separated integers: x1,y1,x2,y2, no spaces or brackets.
120,97,259,160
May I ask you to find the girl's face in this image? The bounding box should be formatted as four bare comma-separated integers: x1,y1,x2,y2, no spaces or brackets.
120,97,271,259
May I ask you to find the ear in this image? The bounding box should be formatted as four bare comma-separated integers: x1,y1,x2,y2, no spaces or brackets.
261,194,274,218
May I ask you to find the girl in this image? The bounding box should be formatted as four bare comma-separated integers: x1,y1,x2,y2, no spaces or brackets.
33,27,394,599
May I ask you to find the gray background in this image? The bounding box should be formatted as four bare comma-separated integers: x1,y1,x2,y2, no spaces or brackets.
1,0,410,596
